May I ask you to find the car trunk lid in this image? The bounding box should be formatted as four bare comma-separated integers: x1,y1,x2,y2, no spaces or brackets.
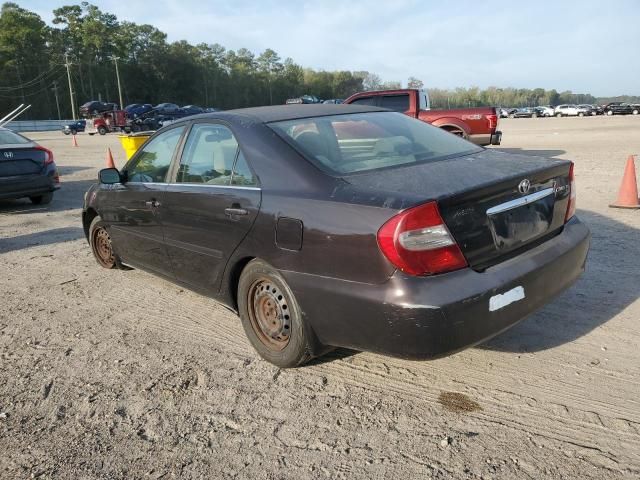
0,144,46,177
344,149,572,271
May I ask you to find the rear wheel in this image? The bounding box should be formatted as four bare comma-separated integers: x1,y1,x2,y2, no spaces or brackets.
578,112,584,117
97,126,107,135
238,259,321,367
532,113,537,118
89,216,126,269
29,193,53,205
607,110,613,116
633,109,639,115
556,113,562,118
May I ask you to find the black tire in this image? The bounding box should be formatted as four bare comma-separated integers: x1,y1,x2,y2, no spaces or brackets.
237,259,322,367
532,113,537,118
556,113,562,118
131,123,142,133
633,109,639,115
509,114,515,118
578,112,584,117
97,126,107,135
607,110,613,116
63,130,70,135
89,216,127,270
29,193,53,205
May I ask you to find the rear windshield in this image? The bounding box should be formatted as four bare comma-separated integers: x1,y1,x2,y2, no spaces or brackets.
0,129,31,145
269,112,481,175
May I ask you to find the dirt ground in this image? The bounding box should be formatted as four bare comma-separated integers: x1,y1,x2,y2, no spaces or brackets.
1,116,639,479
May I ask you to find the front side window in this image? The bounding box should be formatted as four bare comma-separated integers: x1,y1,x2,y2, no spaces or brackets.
177,123,256,186
270,112,482,175
126,127,184,183
349,96,377,107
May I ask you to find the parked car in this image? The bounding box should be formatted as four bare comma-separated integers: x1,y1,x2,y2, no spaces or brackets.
0,128,59,204
499,108,517,118
124,103,153,118
154,103,182,115
182,105,205,115
509,108,537,118
322,99,344,104
82,105,589,367
535,106,555,117
62,119,86,135
603,102,633,115
554,105,580,117
79,101,118,117
344,89,501,146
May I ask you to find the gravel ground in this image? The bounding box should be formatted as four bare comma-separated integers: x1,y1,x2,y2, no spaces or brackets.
1,116,639,479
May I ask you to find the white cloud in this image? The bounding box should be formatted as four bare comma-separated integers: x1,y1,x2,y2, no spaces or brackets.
25,0,640,96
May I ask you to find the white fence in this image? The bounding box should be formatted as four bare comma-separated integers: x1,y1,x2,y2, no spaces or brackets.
4,120,74,132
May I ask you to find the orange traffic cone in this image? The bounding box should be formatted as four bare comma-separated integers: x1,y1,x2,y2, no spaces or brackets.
106,148,116,169
610,155,640,209
72,134,78,147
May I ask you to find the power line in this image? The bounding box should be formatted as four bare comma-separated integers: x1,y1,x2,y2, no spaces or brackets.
0,64,64,91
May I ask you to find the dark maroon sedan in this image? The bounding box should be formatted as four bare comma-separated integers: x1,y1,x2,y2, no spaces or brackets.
82,105,590,367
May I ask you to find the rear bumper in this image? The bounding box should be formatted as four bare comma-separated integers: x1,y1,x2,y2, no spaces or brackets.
282,217,590,359
469,130,502,146
0,172,59,200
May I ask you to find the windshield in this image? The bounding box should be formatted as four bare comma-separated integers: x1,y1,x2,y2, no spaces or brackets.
269,111,482,175
0,129,31,145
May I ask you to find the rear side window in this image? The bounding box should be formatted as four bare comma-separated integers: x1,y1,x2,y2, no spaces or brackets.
176,123,257,186
270,112,481,175
0,129,30,144
177,124,239,185
379,95,410,112
126,126,184,182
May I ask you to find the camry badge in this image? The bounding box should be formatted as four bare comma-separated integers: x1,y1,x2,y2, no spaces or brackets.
518,179,531,194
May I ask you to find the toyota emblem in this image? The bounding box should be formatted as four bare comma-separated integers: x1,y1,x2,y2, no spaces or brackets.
518,179,531,194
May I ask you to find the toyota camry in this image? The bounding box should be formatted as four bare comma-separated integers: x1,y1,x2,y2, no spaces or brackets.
82,104,590,367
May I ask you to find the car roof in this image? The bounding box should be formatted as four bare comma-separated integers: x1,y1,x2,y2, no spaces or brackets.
182,104,389,124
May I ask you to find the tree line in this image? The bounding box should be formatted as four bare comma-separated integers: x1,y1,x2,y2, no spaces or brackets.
0,2,637,120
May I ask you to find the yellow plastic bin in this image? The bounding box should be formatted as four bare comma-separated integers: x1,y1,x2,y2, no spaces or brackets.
118,132,151,160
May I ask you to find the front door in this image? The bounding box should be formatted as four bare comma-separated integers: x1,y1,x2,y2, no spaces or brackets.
160,122,261,292
104,126,185,277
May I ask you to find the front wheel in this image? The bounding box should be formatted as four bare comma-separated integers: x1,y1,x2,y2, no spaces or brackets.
578,112,584,117
633,109,639,115
238,259,322,367
89,216,126,269
97,126,107,135
532,113,537,118
556,113,562,118
29,193,53,205
607,110,613,116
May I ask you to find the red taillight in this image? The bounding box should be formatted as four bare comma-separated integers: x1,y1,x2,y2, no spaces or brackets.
565,163,576,222
487,113,498,130
377,201,468,276
35,145,54,165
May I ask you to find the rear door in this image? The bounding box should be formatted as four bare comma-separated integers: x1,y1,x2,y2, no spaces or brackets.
160,122,261,292
101,126,185,277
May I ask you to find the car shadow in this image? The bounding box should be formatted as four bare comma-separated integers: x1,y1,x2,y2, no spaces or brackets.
0,178,96,214
0,226,85,254
482,208,639,353
490,147,567,159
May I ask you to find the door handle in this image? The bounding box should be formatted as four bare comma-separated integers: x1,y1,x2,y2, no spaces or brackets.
145,200,161,208
225,207,248,216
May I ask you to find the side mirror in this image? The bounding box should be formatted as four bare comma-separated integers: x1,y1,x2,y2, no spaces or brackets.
99,168,121,184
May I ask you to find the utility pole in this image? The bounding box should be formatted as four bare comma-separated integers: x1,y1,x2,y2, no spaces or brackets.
111,56,124,109
64,53,77,120
51,81,61,120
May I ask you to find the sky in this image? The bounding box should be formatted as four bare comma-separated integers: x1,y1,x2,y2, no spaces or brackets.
21,0,640,96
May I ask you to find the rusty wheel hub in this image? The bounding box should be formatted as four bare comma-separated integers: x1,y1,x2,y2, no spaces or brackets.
248,279,291,351
93,227,115,268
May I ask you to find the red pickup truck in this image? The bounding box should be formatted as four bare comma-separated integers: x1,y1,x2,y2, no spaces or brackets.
343,89,501,146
